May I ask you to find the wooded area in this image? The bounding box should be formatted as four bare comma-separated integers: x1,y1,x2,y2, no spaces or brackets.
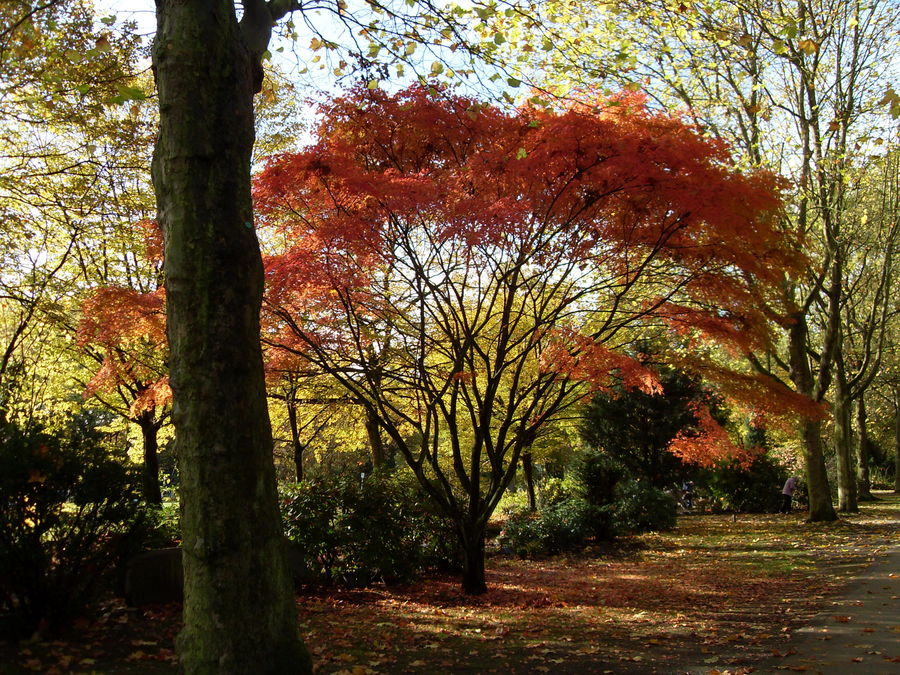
1,0,898,672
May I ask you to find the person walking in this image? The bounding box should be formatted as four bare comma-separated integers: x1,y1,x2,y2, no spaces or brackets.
780,476,798,514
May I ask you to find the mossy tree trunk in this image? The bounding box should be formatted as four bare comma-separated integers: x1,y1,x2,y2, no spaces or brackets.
151,0,310,672
788,311,837,522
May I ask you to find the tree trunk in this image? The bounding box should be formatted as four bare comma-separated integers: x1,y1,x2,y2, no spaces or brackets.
522,451,537,511
894,389,900,494
152,2,309,672
137,412,162,506
365,408,385,469
856,393,876,501
286,396,304,483
460,526,487,595
801,418,837,521
788,313,837,522
832,354,858,512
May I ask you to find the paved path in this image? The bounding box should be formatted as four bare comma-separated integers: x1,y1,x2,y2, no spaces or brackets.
751,544,900,674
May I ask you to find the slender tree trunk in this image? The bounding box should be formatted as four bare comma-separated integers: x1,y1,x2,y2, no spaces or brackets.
365,408,385,469
522,451,537,511
833,352,858,512
152,1,309,672
137,412,162,506
894,389,900,494
856,393,876,501
286,397,304,483
788,313,837,522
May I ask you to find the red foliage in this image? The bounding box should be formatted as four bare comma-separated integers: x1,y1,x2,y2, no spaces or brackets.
254,84,800,465
77,285,170,417
667,403,759,468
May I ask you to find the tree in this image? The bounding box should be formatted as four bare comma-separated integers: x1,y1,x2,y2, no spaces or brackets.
495,0,900,521
580,360,748,487
256,84,794,593
76,238,170,505
150,0,312,670
0,0,145,424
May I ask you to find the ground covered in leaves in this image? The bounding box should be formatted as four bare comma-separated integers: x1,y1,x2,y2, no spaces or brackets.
2,493,898,674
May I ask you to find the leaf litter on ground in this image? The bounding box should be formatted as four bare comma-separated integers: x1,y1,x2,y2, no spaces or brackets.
1,493,897,674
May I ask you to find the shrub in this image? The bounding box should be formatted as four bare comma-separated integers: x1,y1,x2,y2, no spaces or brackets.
0,418,148,638
573,451,624,507
281,473,457,587
611,480,677,533
702,453,788,513
501,498,612,557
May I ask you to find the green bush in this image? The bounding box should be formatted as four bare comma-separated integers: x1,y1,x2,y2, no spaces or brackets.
281,473,458,587
611,480,677,533
702,453,788,513
0,418,149,638
573,451,624,507
501,498,612,557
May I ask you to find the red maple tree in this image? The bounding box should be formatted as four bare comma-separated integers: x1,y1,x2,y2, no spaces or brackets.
254,84,797,593
77,221,170,505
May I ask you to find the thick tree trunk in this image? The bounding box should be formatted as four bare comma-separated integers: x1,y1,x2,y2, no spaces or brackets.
801,419,837,521
522,451,537,511
856,394,876,501
460,526,487,595
137,412,162,506
788,313,837,522
152,2,309,672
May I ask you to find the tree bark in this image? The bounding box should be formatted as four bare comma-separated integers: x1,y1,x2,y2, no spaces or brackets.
365,408,386,469
522,451,537,511
833,351,858,512
152,1,309,672
788,312,837,521
856,393,876,501
460,526,487,595
894,388,900,494
286,395,304,483
136,412,162,506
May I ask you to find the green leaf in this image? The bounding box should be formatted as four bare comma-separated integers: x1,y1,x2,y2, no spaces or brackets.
430,61,444,75
772,40,787,55
107,84,146,105
367,80,379,90
516,147,528,159
507,77,521,88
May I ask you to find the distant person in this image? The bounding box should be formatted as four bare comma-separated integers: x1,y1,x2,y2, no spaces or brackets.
780,476,798,514
682,480,694,510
